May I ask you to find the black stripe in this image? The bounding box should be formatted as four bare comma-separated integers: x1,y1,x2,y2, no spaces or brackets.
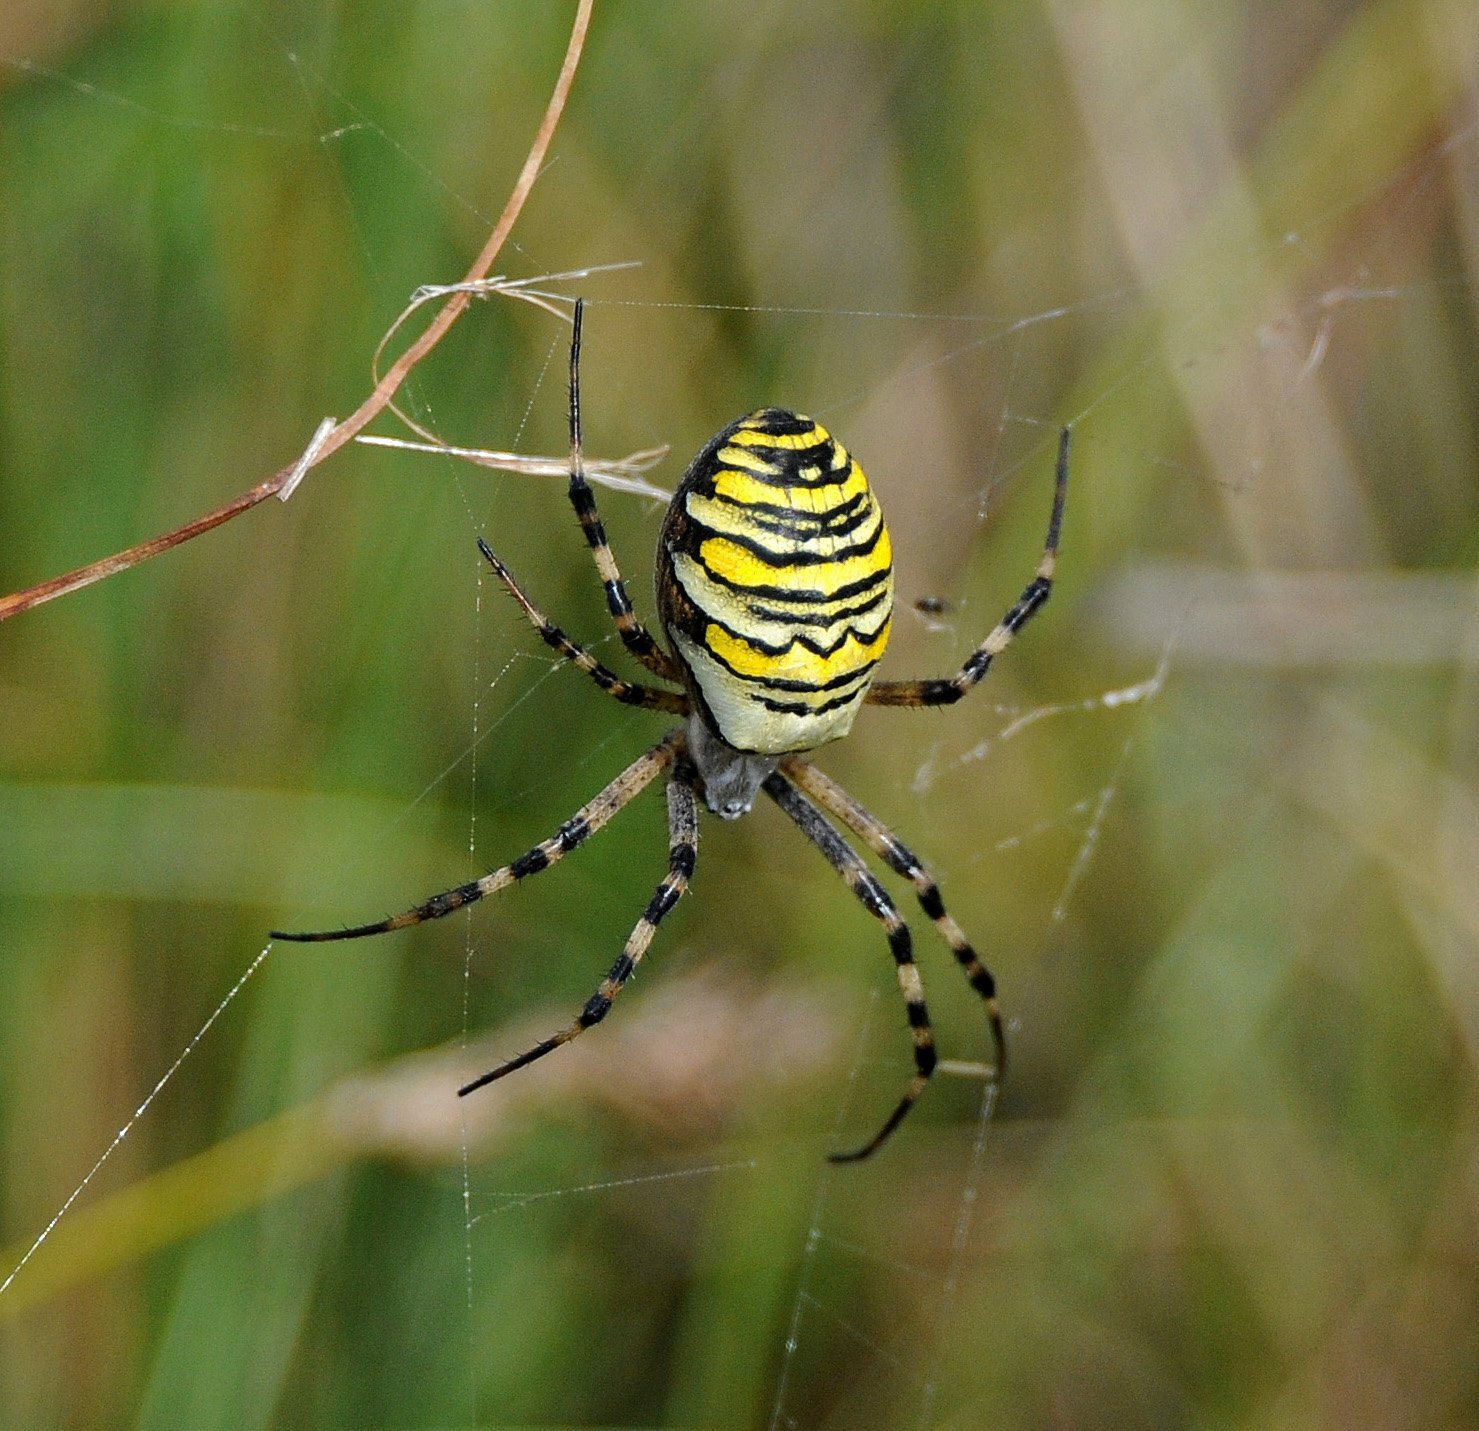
568,478,598,519
694,506,879,556
723,438,836,470
703,612,884,662
645,882,682,921
572,506,616,559
749,661,877,696
745,586,892,630
710,460,842,490
558,816,590,851
962,650,995,683
739,409,820,438
1024,575,1052,602
672,843,697,880
887,926,913,965
856,873,889,919
906,1001,930,1029
880,839,916,877
695,561,892,606
424,879,484,917
602,578,633,615
757,682,875,717
579,993,611,1026
695,516,886,571
511,847,549,879
919,886,945,920
702,642,878,696
704,499,878,548
707,487,871,531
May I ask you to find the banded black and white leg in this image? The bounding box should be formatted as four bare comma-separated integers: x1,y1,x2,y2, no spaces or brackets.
459,769,699,1095
780,757,1005,1079
564,299,680,682
764,772,937,1162
867,425,1070,709
476,538,687,715
270,730,683,943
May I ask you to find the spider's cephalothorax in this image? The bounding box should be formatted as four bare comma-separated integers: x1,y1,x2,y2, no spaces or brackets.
656,408,894,818
274,300,1069,1162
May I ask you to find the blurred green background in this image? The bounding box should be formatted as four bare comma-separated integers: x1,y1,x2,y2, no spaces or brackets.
2,0,1477,1426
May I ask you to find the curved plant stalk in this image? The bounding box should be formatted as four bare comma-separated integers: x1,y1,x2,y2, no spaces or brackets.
0,0,598,623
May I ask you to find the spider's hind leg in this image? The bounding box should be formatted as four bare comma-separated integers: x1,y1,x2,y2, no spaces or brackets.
780,756,1005,1079
764,771,937,1163
458,766,699,1095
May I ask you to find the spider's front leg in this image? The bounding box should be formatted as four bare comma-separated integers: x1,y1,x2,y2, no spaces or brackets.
563,298,680,682
866,425,1070,709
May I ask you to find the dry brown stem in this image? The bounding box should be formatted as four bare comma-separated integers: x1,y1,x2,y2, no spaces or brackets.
0,0,597,623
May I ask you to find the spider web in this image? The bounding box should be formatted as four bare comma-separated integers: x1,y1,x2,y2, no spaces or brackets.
1,4,1476,1428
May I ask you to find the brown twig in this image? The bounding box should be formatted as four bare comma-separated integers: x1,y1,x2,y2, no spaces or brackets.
0,0,597,624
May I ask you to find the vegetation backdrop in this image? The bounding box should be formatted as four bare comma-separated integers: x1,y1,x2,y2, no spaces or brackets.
1,1,1476,1426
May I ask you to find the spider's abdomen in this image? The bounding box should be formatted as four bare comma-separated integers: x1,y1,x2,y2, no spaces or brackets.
657,409,894,755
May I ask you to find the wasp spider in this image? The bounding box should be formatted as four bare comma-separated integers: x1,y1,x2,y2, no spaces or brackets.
275,301,1069,1161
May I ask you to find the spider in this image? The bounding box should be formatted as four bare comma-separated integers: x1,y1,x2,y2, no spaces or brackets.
274,301,1069,1162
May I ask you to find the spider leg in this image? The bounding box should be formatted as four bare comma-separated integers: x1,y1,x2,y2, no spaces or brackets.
764,771,936,1163
565,299,681,682
271,730,682,942
459,768,699,1095
867,425,1069,708
476,539,688,714
779,756,1005,1079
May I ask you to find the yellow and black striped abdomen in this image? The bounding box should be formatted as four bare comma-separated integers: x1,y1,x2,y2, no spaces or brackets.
657,409,894,755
